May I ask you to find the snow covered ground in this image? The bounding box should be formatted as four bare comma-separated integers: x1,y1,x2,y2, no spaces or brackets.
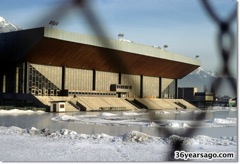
0,126,237,162
0,108,238,162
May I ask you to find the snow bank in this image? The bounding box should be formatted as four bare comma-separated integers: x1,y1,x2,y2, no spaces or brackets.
0,109,45,114
121,112,143,116
154,111,170,114
229,107,237,111
121,130,154,142
211,106,237,111
52,114,160,127
100,112,118,117
52,113,237,129
207,117,237,125
0,126,237,162
166,122,191,128
52,115,79,122
1,126,236,146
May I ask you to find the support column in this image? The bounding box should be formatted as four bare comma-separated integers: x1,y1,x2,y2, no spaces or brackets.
15,66,19,93
117,73,121,98
19,63,25,94
61,66,66,91
24,62,29,94
140,75,143,98
159,77,162,98
0,71,3,93
92,69,96,91
0,64,5,93
118,72,121,84
2,74,6,93
175,79,178,99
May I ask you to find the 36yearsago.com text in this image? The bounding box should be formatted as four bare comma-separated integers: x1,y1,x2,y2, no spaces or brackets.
174,151,235,160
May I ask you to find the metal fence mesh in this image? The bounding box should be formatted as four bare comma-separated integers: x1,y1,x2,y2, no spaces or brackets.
13,0,239,161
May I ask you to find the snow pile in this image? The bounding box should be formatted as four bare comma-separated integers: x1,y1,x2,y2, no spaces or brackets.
100,112,118,117
1,126,158,143
121,112,143,116
53,115,79,122
121,130,154,143
51,112,237,129
192,135,237,146
146,122,159,127
0,109,45,114
154,111,170,114
208,117,237,125
51,114,160,127
211,106,237,111
1,126,236,146
229,107,237,111
166,122,191,128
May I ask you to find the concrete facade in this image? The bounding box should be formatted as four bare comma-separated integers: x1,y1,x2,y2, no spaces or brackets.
142,76,160,98
1,62,178,99
95,71,119,91
65,67,93,91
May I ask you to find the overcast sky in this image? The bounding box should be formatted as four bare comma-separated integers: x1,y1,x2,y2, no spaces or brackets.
0,0,238,77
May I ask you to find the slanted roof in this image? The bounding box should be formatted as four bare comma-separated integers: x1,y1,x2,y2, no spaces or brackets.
1,27,201,79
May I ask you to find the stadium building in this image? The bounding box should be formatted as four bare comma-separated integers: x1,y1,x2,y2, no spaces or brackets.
0,27,200,111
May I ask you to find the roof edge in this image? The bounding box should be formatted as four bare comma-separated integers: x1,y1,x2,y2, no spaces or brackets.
44,27,201,67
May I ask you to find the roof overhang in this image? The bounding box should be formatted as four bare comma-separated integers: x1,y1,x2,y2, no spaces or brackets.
1,27,201,79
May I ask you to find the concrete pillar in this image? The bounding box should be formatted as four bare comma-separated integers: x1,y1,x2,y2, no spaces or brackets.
117,73,121,98
19,63,25,94
24,62,29,94
92,69,96,91
118,72,121,84
175,79,178,99
0,71,3,93
140,75,143,98
159,77,162,98
61,66,66,91
2,74,6,93
15,66,19,93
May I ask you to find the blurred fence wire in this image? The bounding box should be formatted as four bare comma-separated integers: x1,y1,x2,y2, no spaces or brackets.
26,0,238,161
200,0,237,98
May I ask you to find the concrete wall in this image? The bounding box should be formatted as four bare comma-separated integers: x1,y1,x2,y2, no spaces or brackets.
161,78,175,98
143,76,159,98
31,64,62,89
65,68,93,91
29,64,62,95
19,63,178,99
95,71,118,91
121,74,140,98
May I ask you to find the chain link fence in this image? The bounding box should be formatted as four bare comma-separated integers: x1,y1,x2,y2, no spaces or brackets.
6,0,239,161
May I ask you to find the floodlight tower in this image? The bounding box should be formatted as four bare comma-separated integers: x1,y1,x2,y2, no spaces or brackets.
163,45,168,50
49,20,59,28
118,33,124,40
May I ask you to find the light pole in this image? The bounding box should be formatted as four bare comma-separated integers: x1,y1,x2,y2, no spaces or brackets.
49,20,59,28
163,45,168,50
118,33,124,40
